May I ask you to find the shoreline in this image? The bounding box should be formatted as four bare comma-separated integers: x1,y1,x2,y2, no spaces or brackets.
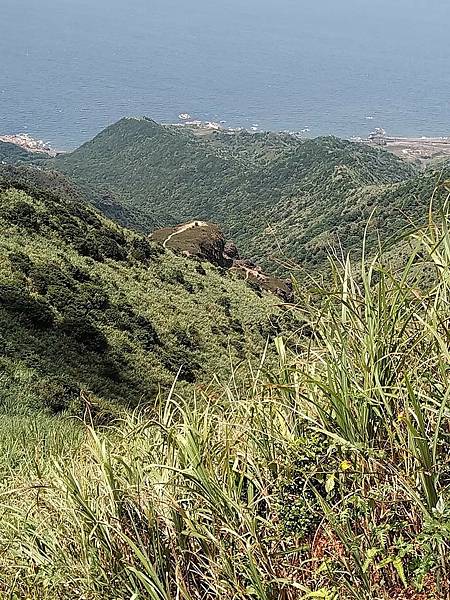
0,133,58,157
2,121,450,164
356,133,450,163
168,120,450,163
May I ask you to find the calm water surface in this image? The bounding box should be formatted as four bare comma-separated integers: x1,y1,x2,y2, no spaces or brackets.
1,0,449,149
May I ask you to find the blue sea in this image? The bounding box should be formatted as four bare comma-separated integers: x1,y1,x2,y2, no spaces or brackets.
1,0,449,149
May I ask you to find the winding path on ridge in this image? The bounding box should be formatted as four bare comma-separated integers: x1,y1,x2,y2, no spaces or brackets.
162,220,210,248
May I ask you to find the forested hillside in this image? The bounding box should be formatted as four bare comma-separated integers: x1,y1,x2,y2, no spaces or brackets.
0,165,294,418
0,141,46,165
51,117,421,270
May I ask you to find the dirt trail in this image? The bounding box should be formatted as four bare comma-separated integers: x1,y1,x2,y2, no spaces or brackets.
162,221,209,248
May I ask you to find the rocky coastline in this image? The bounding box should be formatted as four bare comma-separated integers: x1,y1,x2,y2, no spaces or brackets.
0,133,57,157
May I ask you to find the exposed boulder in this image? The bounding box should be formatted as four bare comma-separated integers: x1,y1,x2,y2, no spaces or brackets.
223,241,240,261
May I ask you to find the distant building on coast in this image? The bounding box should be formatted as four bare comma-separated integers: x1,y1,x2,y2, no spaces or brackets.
368,127,387,145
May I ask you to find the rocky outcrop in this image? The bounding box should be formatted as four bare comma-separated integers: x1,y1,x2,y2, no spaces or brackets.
150,221,293,302
150,221,233,268
223,241,239,261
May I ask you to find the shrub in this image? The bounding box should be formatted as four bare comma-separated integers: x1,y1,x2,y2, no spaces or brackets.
195,264,207,275
96,233,127,261
8,251,33,275
162,349,200,382
29,264,75,295
216,295,231,316
77,282,110,311
229,318,244,334
274,433,331,537
132,314,160,350
0,283,54,328
35,375,80,414
129,238,161,262
68,264,91,283
97,352,124,383
60,312,108,352
4,201,40,229
73,234,102,261
172,324,203,350
46,284,77,311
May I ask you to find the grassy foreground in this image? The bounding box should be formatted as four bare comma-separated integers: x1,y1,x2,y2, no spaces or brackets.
3,202,450,599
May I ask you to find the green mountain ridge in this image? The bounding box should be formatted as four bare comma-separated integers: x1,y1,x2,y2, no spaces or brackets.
0,164,295,419
50,117,422,270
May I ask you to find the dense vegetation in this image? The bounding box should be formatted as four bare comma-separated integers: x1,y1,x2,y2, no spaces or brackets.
4,122,450,599
0,165,293,418
0,140,47,164
51,117,423,271
2,193,450,598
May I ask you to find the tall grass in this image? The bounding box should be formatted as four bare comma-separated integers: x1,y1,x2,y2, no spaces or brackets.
2,202,450,598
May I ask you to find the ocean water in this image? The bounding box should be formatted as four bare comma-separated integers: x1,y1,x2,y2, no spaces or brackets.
1,0,449,149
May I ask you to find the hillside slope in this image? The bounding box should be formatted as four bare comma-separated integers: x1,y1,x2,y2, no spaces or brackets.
255,164,449,269
150,220,293,300
52,117,418,270
0,165,294,418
